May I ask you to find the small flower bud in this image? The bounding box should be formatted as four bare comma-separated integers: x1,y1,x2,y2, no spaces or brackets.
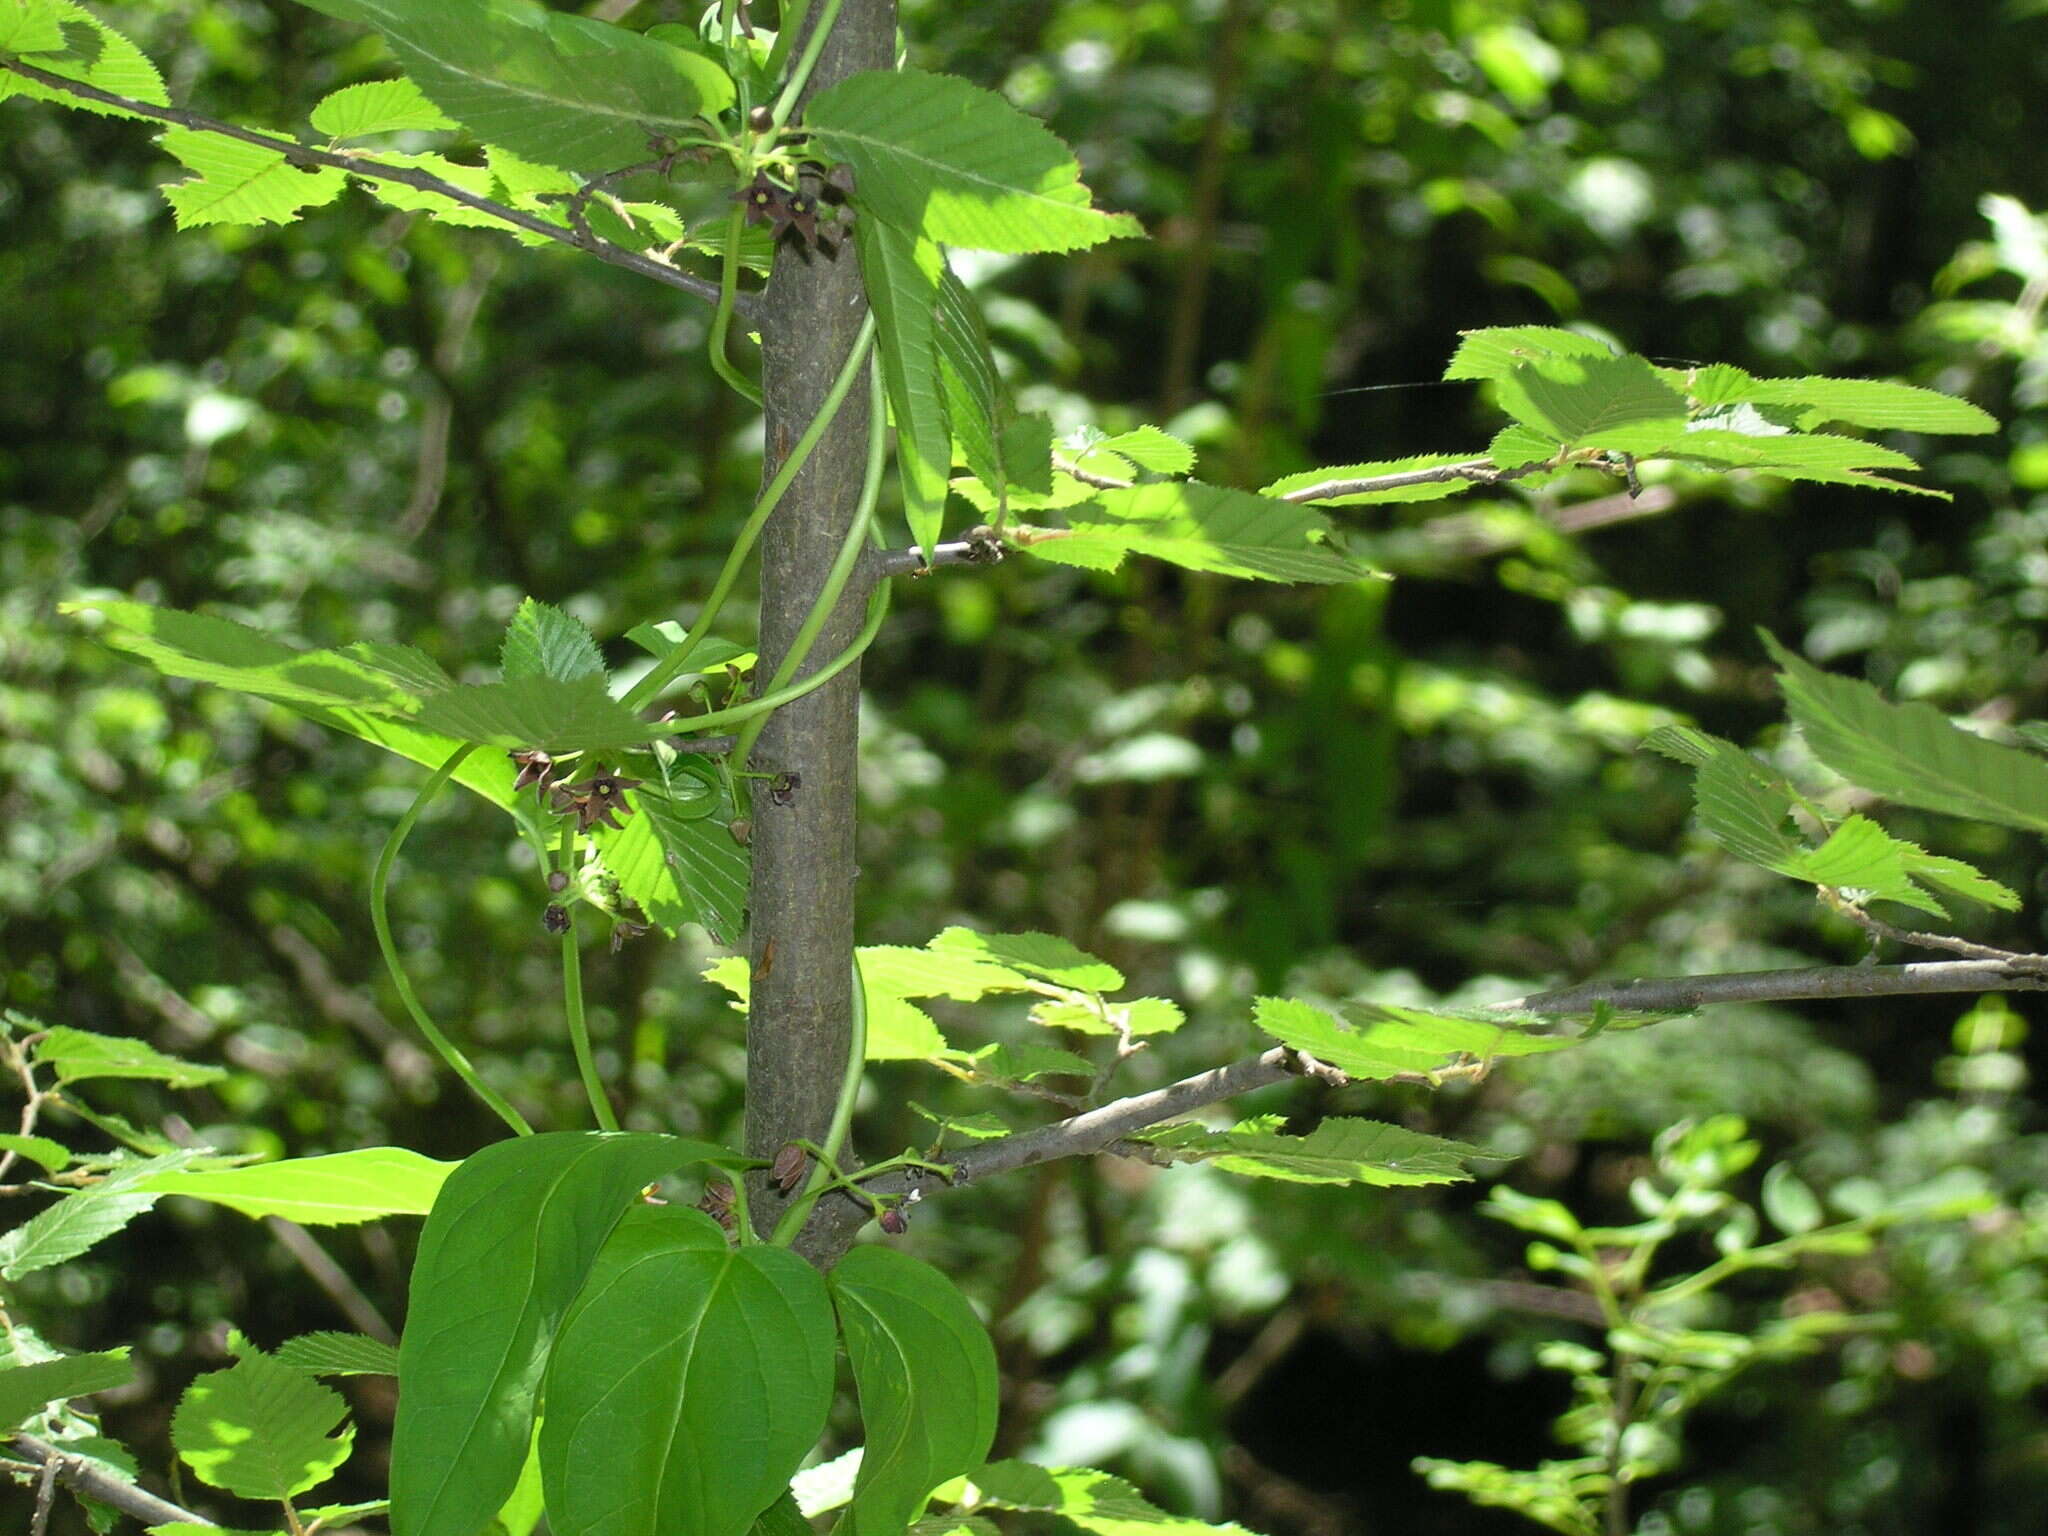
547,870,569,893
542,903,571,934
879,1207,908,1235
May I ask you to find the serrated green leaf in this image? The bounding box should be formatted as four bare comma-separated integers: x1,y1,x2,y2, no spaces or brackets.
1497,353,1688,452
855,946,1037,1001
0,1186,158,1279
968,1460,1254,1536
934,269,1012,508
135,1147,454,1225
310,77,457,137
1029,996,1184,1037
1096,427,1195,475
1034,482,1366,583
964,1041,1095,1084
172,1342,352,1501
859,219,952,561
158,129,348,229
540,1206,836,1536
0,2,167,118
1135,1117,1481,1186
808,69,1141,253
929,928,1122,990
289,704,521,810
1736,376,1995,434
908,1105,1011,1141
0,1349,134,1432
1488,422,1563,471
0,1134,70,1174
591,768,748,947
275,1333,401,1377
295,0,735,174
351,149,512,228
391,1132,744,1536
1897,846,2020,910
410,676,665,753
831,1247,999,1536
1781,814,1944,916
1259,455,1478,506
64,600,443,715
1642,725,1803,869
499,597,606,685
1253,996,1578,1081
1662,429,1920,473
0,0,68,52
704,950,959,1062
31,1024,227,1088
1443,326,1614,382
622,623,752,674
1764,633,2048,835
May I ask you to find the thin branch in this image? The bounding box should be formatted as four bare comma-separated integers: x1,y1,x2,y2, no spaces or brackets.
0,58,736,312
1503,958,2048,1015
803,953,2048,1261
7,1435,215,1529
1275,456,1556,503
868,533,1006,580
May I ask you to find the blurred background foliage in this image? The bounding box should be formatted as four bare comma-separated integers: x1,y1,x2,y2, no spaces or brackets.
6,0,2048,1532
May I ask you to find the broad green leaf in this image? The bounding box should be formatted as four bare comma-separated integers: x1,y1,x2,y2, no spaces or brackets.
623,623,752,674
276,1332,401,1377
934,269,1012,504
592,767,748,947
32,1024,227,1088
808,68,1142,253
1029,996,1184,1037
172,1341,352,1501
1096,427,1195,475
1135,1117,1481,1186
0,1134,70,1174
964,1042,1095,1084
289,704,520,810
1764,633,2048,835
0,1349,134,1431
1260,455,1479,506
831,1246,999,1536
751,1491,815,1536
0,1185,159,1280
855,946,1037,1002
158,129,349,229
391,1132,742,1536
352,149,512,229
0,2,167,118
1253,996,1578,1081
909,1105,1011,1142
704,952,958,1062
1898,846,2020,910
136,1147,455,1224
310,77,458,137
540,1206,836,1536
499,597,606,685
968,1460,1255,1536
410,677,666,753
295,0,735,174
0,0,68,52
1642,725,1803,869
1780,814,1944,915
64,601,444,715
929,928,1122,991
1031,482,1366,583
1443,326,1613,382
1488,422,1563,471
1723,374,1995,434
859,219,952,560
1761,1165,1823,1236
1497,354,1688,453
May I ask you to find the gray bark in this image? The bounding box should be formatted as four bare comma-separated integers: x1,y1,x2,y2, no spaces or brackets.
744,0,896,1258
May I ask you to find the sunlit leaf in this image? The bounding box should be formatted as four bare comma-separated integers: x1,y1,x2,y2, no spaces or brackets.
276,1333,401,1377
1135,1117,1482,1186
158,129,348,229
310,77,457,137
172,1339,352,1501
136,1147,454,1225
0,1349,134,1431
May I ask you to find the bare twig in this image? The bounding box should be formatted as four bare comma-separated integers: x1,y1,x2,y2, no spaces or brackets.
0,58,735,312
1824,895,2031,964
868,532,1006,580
1503,957,2048,1015
7,1435,215,1529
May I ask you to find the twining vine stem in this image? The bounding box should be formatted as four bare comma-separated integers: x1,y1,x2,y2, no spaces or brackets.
0,58,734,311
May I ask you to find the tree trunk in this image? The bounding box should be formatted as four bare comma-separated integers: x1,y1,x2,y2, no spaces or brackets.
744,0,896,1259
